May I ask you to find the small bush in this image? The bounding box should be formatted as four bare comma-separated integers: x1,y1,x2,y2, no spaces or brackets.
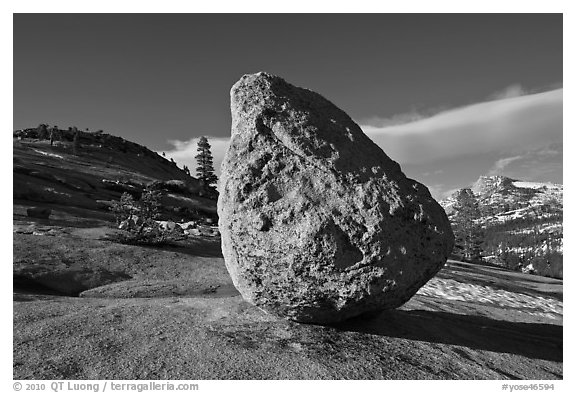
139,188,161,220
113,222,178,246
110,189,180,246
111,192,137,225
147,179,190,195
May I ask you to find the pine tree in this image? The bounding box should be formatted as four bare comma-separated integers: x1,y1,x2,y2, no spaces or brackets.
49,126,58,146
451,188,484,262
195,136,218,188
72,127,80,155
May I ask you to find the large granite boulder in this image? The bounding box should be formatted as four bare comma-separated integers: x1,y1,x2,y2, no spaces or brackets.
218,72,454,324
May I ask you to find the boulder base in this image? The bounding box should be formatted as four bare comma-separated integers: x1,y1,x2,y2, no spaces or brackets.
218,72,454,324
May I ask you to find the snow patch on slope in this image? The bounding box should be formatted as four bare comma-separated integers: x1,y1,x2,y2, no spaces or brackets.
513,181,561,190
33,149,64,159
418,277,562,319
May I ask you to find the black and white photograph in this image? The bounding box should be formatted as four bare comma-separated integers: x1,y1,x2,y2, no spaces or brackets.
9,7,567,387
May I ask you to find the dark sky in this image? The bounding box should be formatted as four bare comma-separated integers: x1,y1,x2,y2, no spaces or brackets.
14,14,562,152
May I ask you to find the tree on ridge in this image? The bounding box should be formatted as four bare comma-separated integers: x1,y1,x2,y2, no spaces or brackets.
195,136,218,190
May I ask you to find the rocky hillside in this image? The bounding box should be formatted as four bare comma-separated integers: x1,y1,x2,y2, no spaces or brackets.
13,128,218,220
441,176,563,278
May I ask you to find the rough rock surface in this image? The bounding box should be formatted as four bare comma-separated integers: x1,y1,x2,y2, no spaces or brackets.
218,72,454,324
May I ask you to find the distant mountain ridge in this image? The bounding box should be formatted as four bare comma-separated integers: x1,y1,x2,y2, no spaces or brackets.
440,175,563,278
442,175,562,217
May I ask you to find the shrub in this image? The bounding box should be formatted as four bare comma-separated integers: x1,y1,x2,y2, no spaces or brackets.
139,188,161,220
146,179,189,195
111,192,137,225
110,189,180,246
113,221,177,246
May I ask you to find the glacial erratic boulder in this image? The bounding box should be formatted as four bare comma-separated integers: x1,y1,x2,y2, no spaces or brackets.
218,72,454,324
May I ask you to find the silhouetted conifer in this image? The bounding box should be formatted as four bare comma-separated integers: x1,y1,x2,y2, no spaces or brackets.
72,127,80,155
195,136,218,188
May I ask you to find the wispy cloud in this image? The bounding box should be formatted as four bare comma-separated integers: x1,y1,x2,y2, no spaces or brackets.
488,84,528,100
360,88,562,165
362,111,426,128
486,143,563,182
488,155,524,176
425,184,458,200
361,106,448,128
